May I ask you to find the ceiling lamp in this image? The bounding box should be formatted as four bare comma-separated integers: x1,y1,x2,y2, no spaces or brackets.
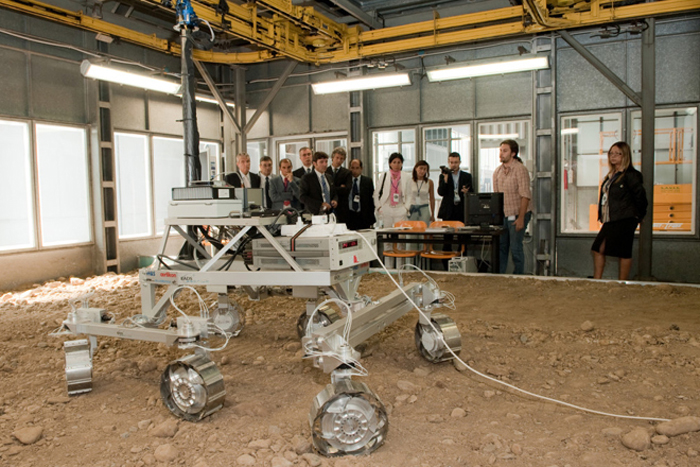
193,95,235,108
312,73,411,95
427,56,549,82
80,60,182,94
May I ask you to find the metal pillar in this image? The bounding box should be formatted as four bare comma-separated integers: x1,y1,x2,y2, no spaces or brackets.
234,67,247,156
348,66,370,174
638,18,656,280
532,35,556,276
181,28,201,184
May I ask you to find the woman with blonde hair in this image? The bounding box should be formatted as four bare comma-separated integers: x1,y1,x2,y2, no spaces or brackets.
591,141,648,280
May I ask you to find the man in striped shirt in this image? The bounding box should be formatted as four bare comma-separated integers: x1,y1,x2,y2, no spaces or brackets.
492,139,532,274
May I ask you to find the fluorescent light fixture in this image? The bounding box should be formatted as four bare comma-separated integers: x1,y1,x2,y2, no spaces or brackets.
312,73,411,94
478,133,519,140
427,56,549,82
80,60,181,94
560,128,579,135
193,95,235,108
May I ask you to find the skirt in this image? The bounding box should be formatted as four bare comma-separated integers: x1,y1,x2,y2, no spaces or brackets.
591,217,639,259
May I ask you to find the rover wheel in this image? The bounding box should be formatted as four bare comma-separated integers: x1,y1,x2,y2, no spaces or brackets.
296,307,341,339
310,379,388,457
414,313,462,363
160,354,225,421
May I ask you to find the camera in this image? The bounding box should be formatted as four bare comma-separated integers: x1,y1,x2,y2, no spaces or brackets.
440,165,451,175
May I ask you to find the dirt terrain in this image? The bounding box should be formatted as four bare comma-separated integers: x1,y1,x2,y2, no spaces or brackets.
1,271,699,467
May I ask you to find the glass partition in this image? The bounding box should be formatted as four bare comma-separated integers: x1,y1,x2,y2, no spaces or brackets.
35,123,91,246
115,133,152,238
0,120,35,251
631,107,697,234
371,129,415,182
477,120,531,193
559,113,622,233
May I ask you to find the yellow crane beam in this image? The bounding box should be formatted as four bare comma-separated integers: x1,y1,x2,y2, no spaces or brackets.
1,0,699,65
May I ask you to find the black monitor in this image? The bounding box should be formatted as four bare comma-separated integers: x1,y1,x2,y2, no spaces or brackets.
464,192,504,228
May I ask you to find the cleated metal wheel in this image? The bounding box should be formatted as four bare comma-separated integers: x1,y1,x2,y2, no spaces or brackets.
310,379,388,457
296,307,341,339
414,313,462,363
211,299,244,335
65,339,93,396
160,354,226,422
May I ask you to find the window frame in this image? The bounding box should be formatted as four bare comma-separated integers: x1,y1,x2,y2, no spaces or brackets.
0,118,93,254
558,111,624,236
370,126,417,183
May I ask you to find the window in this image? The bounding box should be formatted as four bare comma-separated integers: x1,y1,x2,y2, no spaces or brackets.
35,124,91,246
247,140,267,172
631,107,697,234
278,140,310,171
423,124,471,174
153,137,186,235
315,137,348,165
115,133,152,238
0,120,35,251
559,113,622,233
372,129,415,181
478,120,531,193
199,141,221,181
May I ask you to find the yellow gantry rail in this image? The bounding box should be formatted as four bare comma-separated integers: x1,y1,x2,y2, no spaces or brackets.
1,0,699,64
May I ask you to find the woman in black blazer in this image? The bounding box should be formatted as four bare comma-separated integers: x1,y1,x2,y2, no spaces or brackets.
591,141,648,280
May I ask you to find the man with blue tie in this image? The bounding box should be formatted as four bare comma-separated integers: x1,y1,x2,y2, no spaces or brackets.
258,156,273,210
300,152,338,215
345,159,376,230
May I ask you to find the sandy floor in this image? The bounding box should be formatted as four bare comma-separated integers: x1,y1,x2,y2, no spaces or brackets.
1,271,699,467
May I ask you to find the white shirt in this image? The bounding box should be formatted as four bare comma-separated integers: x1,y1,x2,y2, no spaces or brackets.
239,171,251,188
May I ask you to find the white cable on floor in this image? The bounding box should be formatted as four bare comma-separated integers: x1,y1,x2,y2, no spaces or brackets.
357,231,671,423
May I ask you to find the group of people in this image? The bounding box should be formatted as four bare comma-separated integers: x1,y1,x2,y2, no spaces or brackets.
223,139,647,279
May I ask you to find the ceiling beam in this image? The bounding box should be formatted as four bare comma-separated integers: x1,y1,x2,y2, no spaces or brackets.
326,0,384,30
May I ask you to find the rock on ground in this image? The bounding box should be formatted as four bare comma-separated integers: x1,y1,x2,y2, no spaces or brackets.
12,426,43,445
656,416,700,437
154,444,179,462
621,427,651,451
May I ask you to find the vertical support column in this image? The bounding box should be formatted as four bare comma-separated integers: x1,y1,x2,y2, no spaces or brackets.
181,28,201,184
234,67,247,156
348,65,370,173
97,78,119,274
532,35,556,276
638,18,655,280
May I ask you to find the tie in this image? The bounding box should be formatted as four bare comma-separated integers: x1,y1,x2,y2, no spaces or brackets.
351,178,359,212
321,175,330,205
307,168,312,175
283,178,289,190
264,177,271,209
334,167,338,177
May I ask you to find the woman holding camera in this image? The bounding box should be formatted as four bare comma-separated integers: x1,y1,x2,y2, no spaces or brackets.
407,160,435,224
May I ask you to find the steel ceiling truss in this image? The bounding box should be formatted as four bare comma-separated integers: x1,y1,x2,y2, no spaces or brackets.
1,0,698,64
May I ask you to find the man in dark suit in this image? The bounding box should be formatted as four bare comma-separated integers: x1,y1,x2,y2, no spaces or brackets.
292,146,314,179
225,152,261,188
326,147,352,224
345,159,376,230
437,152,473,222
299,152,338,215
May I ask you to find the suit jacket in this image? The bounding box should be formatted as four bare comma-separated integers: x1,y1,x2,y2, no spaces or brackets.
225,171,261,189
299,171,338,215
373,171,412,214
327,166,352,223
293,166,314,179
345,175,376,230
269,175,301,210
437,170,473,222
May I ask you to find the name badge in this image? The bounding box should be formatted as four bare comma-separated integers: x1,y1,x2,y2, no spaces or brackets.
453,190,460,203
354,195,361,203
393,193,400,203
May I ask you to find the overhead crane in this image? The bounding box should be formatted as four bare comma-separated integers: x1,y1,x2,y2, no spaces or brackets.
1,0,699,64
